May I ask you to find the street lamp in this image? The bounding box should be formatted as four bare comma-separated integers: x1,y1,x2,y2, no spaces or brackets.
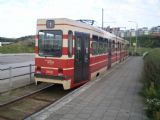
129,29,132,47
128,21,138,53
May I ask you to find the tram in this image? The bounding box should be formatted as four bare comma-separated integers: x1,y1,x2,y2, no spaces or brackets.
35,18,129,90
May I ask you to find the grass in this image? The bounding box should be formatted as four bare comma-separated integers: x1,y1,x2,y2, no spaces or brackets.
129,47,153,56
141,48,160,119
0,41,34,53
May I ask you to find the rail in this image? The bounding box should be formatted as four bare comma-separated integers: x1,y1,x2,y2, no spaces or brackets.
0,84,53,107
0,64,35,80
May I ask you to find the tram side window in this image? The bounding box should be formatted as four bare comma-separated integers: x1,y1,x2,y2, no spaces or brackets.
102,39,105,54
112,41,115,52
117,42,119,51
119,43,122,50
118,43,120,50
108,40,111,50
126,44,129,50
85,35,90,55
104,38,108,53
115,42,117,51
102,38,107,54
92,35,98,55
99,37,103,54
75,36,82,61
122,44,124,50
126,44,128,50
68,31,73,57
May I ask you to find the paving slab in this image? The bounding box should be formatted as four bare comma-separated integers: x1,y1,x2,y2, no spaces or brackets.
26,57,149,120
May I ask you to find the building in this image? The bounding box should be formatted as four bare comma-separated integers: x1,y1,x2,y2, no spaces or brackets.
119,30,125,38
120,27,149,37
130,29,136,36
137,27,149,36
103,26,159,37
150,26,160,36
103,26,122,37
0,42,13,46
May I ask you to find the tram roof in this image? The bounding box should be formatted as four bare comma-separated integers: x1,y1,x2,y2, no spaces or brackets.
37,18,129,44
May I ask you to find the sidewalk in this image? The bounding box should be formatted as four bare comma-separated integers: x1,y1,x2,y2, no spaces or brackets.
27,57,148,120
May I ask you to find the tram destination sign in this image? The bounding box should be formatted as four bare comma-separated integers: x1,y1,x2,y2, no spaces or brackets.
46,20,55,28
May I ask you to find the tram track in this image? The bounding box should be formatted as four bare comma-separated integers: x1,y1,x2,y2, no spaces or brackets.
0,84,73,120
0,84,53,107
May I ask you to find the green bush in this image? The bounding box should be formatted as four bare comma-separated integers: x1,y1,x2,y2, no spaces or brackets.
143,49,160,88
146,98,160,111
125,35,160,48
142,48,160,119
129,47,152,56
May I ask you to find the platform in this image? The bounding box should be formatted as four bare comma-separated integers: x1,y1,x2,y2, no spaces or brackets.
26,57,149,120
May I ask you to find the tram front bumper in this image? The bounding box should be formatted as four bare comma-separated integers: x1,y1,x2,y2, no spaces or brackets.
35,75,71,90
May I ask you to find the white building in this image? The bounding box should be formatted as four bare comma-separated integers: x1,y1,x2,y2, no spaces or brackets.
130,29,136,37
0,42,13,46
150,26,160,36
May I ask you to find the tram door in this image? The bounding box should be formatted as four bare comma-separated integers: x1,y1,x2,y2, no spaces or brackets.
108,40,112,69
74,32,90,83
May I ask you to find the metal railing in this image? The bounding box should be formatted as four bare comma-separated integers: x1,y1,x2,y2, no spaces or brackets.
0,64,35,80
0,64,35,92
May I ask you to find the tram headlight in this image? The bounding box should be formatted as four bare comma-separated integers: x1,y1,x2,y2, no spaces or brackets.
36,66,42,74
58,68,63,76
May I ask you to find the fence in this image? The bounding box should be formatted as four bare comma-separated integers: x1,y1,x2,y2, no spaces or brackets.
0,64,35,92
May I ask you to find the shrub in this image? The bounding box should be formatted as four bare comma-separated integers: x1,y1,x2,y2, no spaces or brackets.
142,48,160,119
146,98,160,111
143,49,160,88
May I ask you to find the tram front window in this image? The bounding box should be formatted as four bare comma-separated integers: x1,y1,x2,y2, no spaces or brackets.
38,30,62,57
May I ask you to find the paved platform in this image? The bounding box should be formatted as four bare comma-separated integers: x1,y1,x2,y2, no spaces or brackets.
27,57,148,120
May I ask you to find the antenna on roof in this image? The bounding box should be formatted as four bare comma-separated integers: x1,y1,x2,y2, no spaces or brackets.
76,19,96,25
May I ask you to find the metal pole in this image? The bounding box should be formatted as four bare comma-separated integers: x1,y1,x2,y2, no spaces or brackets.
102,8,104,29
130,30,131,47
135,23,138,53
129,30,132,55
116,31,117,62
9,67,12,90
29,64,32,83
128,21,138,53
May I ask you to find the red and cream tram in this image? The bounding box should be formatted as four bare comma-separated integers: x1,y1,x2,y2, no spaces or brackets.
35,18,129,90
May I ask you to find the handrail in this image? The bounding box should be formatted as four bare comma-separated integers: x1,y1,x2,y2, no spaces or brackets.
0,64,35,81
0,64,35,71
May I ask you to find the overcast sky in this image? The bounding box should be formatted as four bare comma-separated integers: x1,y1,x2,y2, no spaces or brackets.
0,0,160,38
